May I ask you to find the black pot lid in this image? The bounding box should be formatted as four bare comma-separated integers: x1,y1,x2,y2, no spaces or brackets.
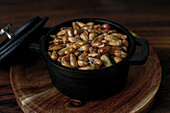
0,16,48,64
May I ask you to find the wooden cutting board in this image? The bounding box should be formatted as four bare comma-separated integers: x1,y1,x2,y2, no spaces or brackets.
10,39,161,113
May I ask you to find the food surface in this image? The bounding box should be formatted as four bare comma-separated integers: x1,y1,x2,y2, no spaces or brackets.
48,21,129,70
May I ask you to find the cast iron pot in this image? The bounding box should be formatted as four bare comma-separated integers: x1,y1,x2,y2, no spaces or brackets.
40,18,149,101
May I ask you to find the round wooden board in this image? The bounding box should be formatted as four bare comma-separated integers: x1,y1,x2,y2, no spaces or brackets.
10,43,161,112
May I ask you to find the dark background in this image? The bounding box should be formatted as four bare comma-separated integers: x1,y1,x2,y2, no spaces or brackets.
0,0,170,112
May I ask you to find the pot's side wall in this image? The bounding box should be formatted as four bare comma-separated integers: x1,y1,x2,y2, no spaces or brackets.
47,62,129,100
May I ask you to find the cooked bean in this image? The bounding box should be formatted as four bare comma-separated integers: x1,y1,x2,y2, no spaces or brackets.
108,47,122,55
72,22,80,30
75,35,81,39
112,33,127,40
94,24,101,29
66,43,74,47
49,40,54,44
68,46,75,54
57,56,62,63
61,35,68,44
74,29,83,35
121,46,127,51
86,22,94,26
73,41,86,49
89,46,98,53
53,38,63,43
98,46,110,54
100,54,112,67
121,51,127,58
101,39,109,44
101,29,109,33
92,41,105,48
61,59,72,68
123,39,129,46
104,35,119,41
76,21,85,28
88,29,99,33
50,35,58,38
49,45,63,51
108,30,117,34
88,53,100,58
57,29,67,36
109,39,122,46
74,50,81,56
60,27,72,30
53,42,61,45
68,37,80,43
58,47,67,56
80,32,88,42
78,52,88,61
50,51,58,61
114,49,122,57
88,57,102,65
89,32,98,40
62,54,70,62
78,44,90,52
92,35,104,44
70,54,78,68
78,60,89,67
103,53,110,58
64,49,70,55
82,25,92,30
114,57,123,63
67,29,73,37
102,24,111,29
48,51,52,57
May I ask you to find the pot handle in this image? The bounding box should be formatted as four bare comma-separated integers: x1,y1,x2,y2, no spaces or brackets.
129,37,149,65
28,27,51,54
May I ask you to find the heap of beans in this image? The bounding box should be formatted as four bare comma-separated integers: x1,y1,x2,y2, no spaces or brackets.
48,21,129,70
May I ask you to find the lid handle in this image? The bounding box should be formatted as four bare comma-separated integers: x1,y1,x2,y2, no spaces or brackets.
0,24,14,39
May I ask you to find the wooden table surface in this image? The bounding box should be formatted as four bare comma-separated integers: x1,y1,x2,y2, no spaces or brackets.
0,0,170,112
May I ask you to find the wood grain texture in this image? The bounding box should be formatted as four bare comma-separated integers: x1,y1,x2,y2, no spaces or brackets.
0,0,170,49
9,45,161,113
0,0,170,112
0,67,22,113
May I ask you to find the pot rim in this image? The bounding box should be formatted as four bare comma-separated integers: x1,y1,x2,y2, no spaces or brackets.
40,18,136,74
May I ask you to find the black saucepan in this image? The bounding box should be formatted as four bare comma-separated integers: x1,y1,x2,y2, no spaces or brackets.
39,18,149,101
